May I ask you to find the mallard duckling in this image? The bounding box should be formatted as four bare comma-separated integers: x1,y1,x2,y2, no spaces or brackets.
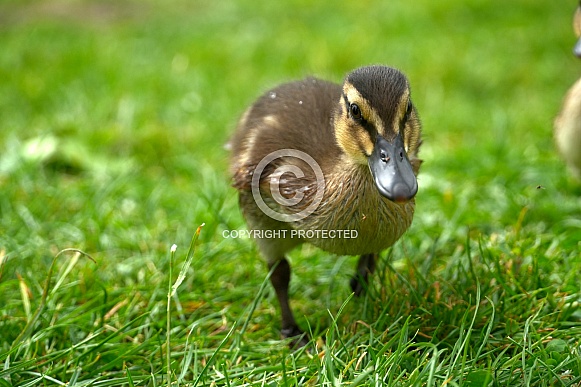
229,65,422,345
555,2,581,179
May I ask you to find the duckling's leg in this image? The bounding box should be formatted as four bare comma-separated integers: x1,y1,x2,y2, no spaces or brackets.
238,193,307,345
268,258,308,346
350,253,377,296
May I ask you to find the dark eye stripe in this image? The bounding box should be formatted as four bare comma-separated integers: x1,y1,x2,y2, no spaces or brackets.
406,100,413,119
342,93,377,136
400,100,413,130
362,120,377,137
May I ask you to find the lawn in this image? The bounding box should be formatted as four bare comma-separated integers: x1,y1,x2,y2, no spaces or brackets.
1,0,580,386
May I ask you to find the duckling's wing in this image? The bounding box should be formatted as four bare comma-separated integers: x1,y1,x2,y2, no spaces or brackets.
230,77,342,196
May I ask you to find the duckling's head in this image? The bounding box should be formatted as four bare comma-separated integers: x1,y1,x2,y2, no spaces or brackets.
574,1,581,57
333,65,421,202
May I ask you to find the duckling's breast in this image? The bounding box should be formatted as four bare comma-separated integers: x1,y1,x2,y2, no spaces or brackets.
293,163,415,255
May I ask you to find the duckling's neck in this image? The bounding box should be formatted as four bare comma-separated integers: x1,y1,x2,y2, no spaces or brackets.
297,158,415,255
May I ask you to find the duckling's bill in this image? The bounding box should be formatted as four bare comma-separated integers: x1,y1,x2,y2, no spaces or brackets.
574,5,581,57
574,36,581,58
368,133,418,202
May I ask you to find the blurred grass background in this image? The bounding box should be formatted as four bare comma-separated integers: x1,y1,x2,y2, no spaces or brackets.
0,0,580,385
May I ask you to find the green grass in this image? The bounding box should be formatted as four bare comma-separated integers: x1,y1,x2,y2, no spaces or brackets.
1,0,580,385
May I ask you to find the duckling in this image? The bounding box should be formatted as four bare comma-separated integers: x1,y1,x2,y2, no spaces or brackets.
229,65,422,345
555,2,581,179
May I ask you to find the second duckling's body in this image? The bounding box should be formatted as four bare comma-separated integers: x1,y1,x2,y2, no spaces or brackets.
230,66,422,344
555,3,581,180
556,77,581,179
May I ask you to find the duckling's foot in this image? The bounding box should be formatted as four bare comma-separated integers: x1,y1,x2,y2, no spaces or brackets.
269,258,310,348
281,326,310,348
350,253,377,296
350,276,365,297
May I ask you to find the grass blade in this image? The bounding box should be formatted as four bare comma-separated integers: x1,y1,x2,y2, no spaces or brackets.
10,249,94,351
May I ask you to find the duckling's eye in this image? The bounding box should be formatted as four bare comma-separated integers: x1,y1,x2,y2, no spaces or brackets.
349,103,362,120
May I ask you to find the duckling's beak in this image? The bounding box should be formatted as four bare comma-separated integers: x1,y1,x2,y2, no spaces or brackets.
574,36,581,58
368,133,418,202
575,6,581,57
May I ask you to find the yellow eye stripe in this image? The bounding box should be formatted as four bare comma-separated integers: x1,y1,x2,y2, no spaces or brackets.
343,82,385,135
